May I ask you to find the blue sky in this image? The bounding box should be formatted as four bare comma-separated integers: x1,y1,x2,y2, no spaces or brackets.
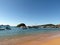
0,0,60,26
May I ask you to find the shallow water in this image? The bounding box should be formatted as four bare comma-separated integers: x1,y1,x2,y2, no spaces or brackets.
0,27,60,39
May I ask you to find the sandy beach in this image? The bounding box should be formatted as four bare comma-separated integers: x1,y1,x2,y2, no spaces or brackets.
0,31,60,45
0,37,60,45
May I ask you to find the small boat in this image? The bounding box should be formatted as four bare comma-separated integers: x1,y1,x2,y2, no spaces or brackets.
0,25,11,30
0,28,5,30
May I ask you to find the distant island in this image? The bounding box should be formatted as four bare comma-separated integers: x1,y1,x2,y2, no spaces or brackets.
0,23,60,30
17,23,60,29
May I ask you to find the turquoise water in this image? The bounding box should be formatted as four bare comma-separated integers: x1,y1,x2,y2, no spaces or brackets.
0,27,60,39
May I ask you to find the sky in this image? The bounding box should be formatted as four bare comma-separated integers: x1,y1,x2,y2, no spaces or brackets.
0,0,60,26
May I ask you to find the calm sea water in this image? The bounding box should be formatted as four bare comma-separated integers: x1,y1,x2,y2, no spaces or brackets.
0,26,60,39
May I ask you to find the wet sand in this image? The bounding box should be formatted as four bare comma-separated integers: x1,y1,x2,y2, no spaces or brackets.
0,31,60,45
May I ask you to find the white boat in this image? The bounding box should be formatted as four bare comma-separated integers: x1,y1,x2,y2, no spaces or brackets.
0,25,11,30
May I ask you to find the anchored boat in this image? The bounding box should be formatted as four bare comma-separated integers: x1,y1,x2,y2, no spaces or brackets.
0,25,11,30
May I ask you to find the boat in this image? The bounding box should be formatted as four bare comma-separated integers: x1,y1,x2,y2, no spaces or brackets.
0,25,11,30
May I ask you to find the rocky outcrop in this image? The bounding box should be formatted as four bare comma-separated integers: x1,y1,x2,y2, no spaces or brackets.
17,23,27,29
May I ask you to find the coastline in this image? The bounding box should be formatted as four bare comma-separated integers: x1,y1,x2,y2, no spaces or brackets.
0,31,60,45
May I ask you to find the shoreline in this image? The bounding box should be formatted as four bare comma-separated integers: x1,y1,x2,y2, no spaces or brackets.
0,31,60,45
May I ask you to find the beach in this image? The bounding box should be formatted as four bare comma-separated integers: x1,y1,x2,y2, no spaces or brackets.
0,31,60,45
0,0,60,44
